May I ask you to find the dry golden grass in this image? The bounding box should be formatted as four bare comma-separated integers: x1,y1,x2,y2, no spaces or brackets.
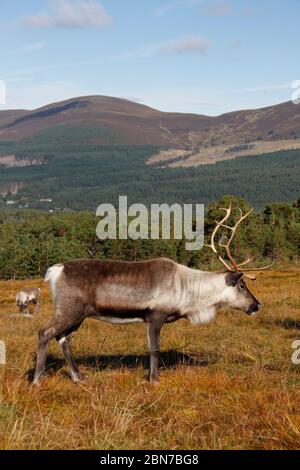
0,270,300,450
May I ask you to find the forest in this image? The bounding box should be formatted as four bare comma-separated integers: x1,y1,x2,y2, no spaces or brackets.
0,142,300,211
0,195,299,279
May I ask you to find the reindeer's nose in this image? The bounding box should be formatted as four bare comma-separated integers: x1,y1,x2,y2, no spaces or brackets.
247,302,261,315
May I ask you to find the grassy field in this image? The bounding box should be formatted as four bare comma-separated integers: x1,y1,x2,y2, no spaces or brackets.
0,270,300,450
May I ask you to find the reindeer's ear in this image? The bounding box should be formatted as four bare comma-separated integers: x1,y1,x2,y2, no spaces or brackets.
225,272,244,286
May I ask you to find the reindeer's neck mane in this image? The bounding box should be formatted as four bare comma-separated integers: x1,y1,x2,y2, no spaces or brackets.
180,266,227,325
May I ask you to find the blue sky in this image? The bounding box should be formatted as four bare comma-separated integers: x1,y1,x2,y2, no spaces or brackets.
0,0,299,115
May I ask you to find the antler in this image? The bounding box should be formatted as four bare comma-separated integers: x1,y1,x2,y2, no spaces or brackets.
205,203,273,280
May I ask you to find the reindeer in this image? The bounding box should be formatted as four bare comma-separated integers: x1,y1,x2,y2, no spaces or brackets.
33,205,272,386
16,288,40,316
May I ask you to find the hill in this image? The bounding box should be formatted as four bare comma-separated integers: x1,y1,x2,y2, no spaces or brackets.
0,96,300,210
0,97,300,163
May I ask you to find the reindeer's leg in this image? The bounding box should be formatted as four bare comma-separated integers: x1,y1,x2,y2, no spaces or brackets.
33,324,57,385
57,323,84,383
33,319,78,386
147,316,164,384
34,299,40,315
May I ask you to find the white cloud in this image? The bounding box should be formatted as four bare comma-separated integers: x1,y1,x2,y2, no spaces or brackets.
163,37,211,54
200,2,232,16
23,0,112,29
117,36,211,60
4,36,210,83
24,42,46,52
231,84,292,93
153,0,202,17
153,1,182,17
0,42,46,57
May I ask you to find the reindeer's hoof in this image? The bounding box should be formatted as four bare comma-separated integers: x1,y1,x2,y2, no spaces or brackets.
32,377,43,386
71,372,86,384
149,374,160,385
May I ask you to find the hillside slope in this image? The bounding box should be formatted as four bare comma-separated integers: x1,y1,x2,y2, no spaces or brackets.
0,96,300,154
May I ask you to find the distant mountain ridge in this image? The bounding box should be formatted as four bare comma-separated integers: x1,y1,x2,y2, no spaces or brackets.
1,96,300,160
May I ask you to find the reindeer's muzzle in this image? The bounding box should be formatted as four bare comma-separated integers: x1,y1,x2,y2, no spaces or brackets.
246,301,261,315
18,302,28,310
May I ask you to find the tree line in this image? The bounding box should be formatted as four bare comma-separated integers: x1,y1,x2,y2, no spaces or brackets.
1,144,300,211
0,195,299,279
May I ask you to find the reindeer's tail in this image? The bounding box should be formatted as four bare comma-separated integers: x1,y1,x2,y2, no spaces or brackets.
45,264,64,299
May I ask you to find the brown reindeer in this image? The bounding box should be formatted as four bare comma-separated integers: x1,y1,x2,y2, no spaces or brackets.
33,205,272,386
